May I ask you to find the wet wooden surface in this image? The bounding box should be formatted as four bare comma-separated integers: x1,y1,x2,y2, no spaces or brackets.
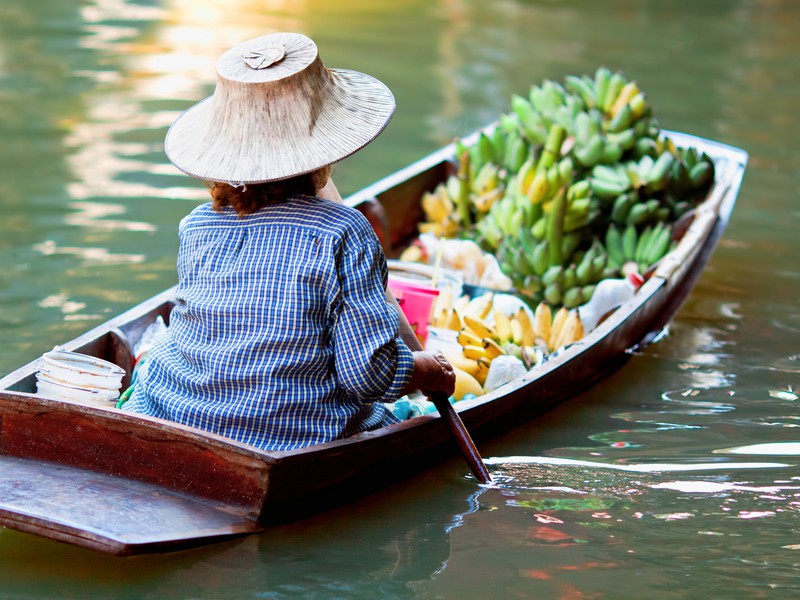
0,455,263,555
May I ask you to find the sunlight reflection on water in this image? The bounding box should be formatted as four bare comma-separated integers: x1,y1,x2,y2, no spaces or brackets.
1,0,799,597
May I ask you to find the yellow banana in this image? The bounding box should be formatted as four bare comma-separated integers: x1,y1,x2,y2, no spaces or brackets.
515,308,535,347
493,310,513,342
549,307,570,351
463,314,496,340
420,190,439,223
457,328,483,348
444,352,487,387
418,220,458,238
629,92,647,119
479,296,494,320
437,185,457,222
446,308,465,331
533,302,552,346
434,186,455,221
609,82,639,118
527,171,549,204
553,309,584,350
482,337,506,359
472,188,502,213
509,318,524,346
516,157,536,197
463,344,488,360
570,312,585,345
463,292,494,320
476,356,493,376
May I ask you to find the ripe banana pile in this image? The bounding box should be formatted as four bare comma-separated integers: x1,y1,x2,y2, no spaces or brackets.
416,68,717,313
432,293,584,391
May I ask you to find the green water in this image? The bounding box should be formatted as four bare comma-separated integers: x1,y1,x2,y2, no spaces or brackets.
1,0,799,597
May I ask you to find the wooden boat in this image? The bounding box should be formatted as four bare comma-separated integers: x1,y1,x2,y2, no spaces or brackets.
0,129,747,556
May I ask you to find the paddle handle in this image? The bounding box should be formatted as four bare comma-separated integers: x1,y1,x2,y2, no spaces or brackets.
428,391,492,484
386,290,491,484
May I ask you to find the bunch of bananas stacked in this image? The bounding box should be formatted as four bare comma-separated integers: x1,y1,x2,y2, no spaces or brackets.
417,127,523,237
605,222,676,275
472,123,612,308
433,293,584,394
564,71,660,165
416,67,717,315
668,145,716,202
419,178,460,238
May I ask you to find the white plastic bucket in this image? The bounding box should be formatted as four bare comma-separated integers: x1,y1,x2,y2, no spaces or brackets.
35,347,125,406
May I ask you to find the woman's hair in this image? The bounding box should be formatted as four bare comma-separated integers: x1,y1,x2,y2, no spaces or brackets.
208,166,331,216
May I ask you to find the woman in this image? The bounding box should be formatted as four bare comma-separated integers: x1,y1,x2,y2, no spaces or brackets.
123,32,455,451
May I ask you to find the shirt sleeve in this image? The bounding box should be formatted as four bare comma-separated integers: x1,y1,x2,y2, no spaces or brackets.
332,228,414,403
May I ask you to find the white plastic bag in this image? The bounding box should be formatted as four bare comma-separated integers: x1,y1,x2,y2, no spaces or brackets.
483,355,527,393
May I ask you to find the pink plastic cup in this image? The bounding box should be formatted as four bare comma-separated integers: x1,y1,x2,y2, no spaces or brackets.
388,276,440,345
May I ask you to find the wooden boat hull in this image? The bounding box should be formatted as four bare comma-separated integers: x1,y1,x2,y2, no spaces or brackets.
0,131,747,555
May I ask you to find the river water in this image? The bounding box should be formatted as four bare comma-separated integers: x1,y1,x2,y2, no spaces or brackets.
0,0,798,597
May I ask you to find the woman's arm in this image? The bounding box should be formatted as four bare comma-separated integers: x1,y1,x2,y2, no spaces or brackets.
321,176,455,399
385,288,455,398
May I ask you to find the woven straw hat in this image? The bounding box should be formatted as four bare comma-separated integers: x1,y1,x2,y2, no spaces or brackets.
164,32,396,184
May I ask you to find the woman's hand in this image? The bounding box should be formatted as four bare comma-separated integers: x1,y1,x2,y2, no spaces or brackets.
405,350,456,398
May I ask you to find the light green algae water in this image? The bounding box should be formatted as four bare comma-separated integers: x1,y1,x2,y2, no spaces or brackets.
0,1,798,597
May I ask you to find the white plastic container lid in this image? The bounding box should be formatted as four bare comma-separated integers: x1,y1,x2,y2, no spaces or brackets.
35,347,125,405
39,348,125,385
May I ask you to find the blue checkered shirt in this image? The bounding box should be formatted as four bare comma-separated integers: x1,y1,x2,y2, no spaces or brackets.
124,197,413,451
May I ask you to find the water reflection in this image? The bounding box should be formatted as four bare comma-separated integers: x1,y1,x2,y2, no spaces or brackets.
461,453,800,597
715,442,800,456
484,456,788,473
0,470,482,599
0,0,799,597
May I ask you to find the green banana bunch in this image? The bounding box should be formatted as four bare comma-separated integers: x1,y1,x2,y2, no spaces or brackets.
605,221,675,273
631,151,675,192
416,68,718,315
504,129,530,173
626,198,666,227
511,94,548,145
671,146,716,197
564,74,598,110
637,222,675,272
521,126,569,204
474,213,503,251
539,241,611,309
590,164,631,201
468,162,503,213
563,180,600,233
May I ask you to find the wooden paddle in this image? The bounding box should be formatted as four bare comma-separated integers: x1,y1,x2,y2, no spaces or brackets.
386,291,492,484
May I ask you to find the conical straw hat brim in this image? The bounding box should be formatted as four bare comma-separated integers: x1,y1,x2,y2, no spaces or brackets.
165,68,395,184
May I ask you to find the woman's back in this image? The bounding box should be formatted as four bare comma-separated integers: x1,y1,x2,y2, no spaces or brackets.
125,196,412,450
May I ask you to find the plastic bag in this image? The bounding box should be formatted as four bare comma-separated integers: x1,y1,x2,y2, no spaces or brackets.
133,315,167,360
483,355,527,393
